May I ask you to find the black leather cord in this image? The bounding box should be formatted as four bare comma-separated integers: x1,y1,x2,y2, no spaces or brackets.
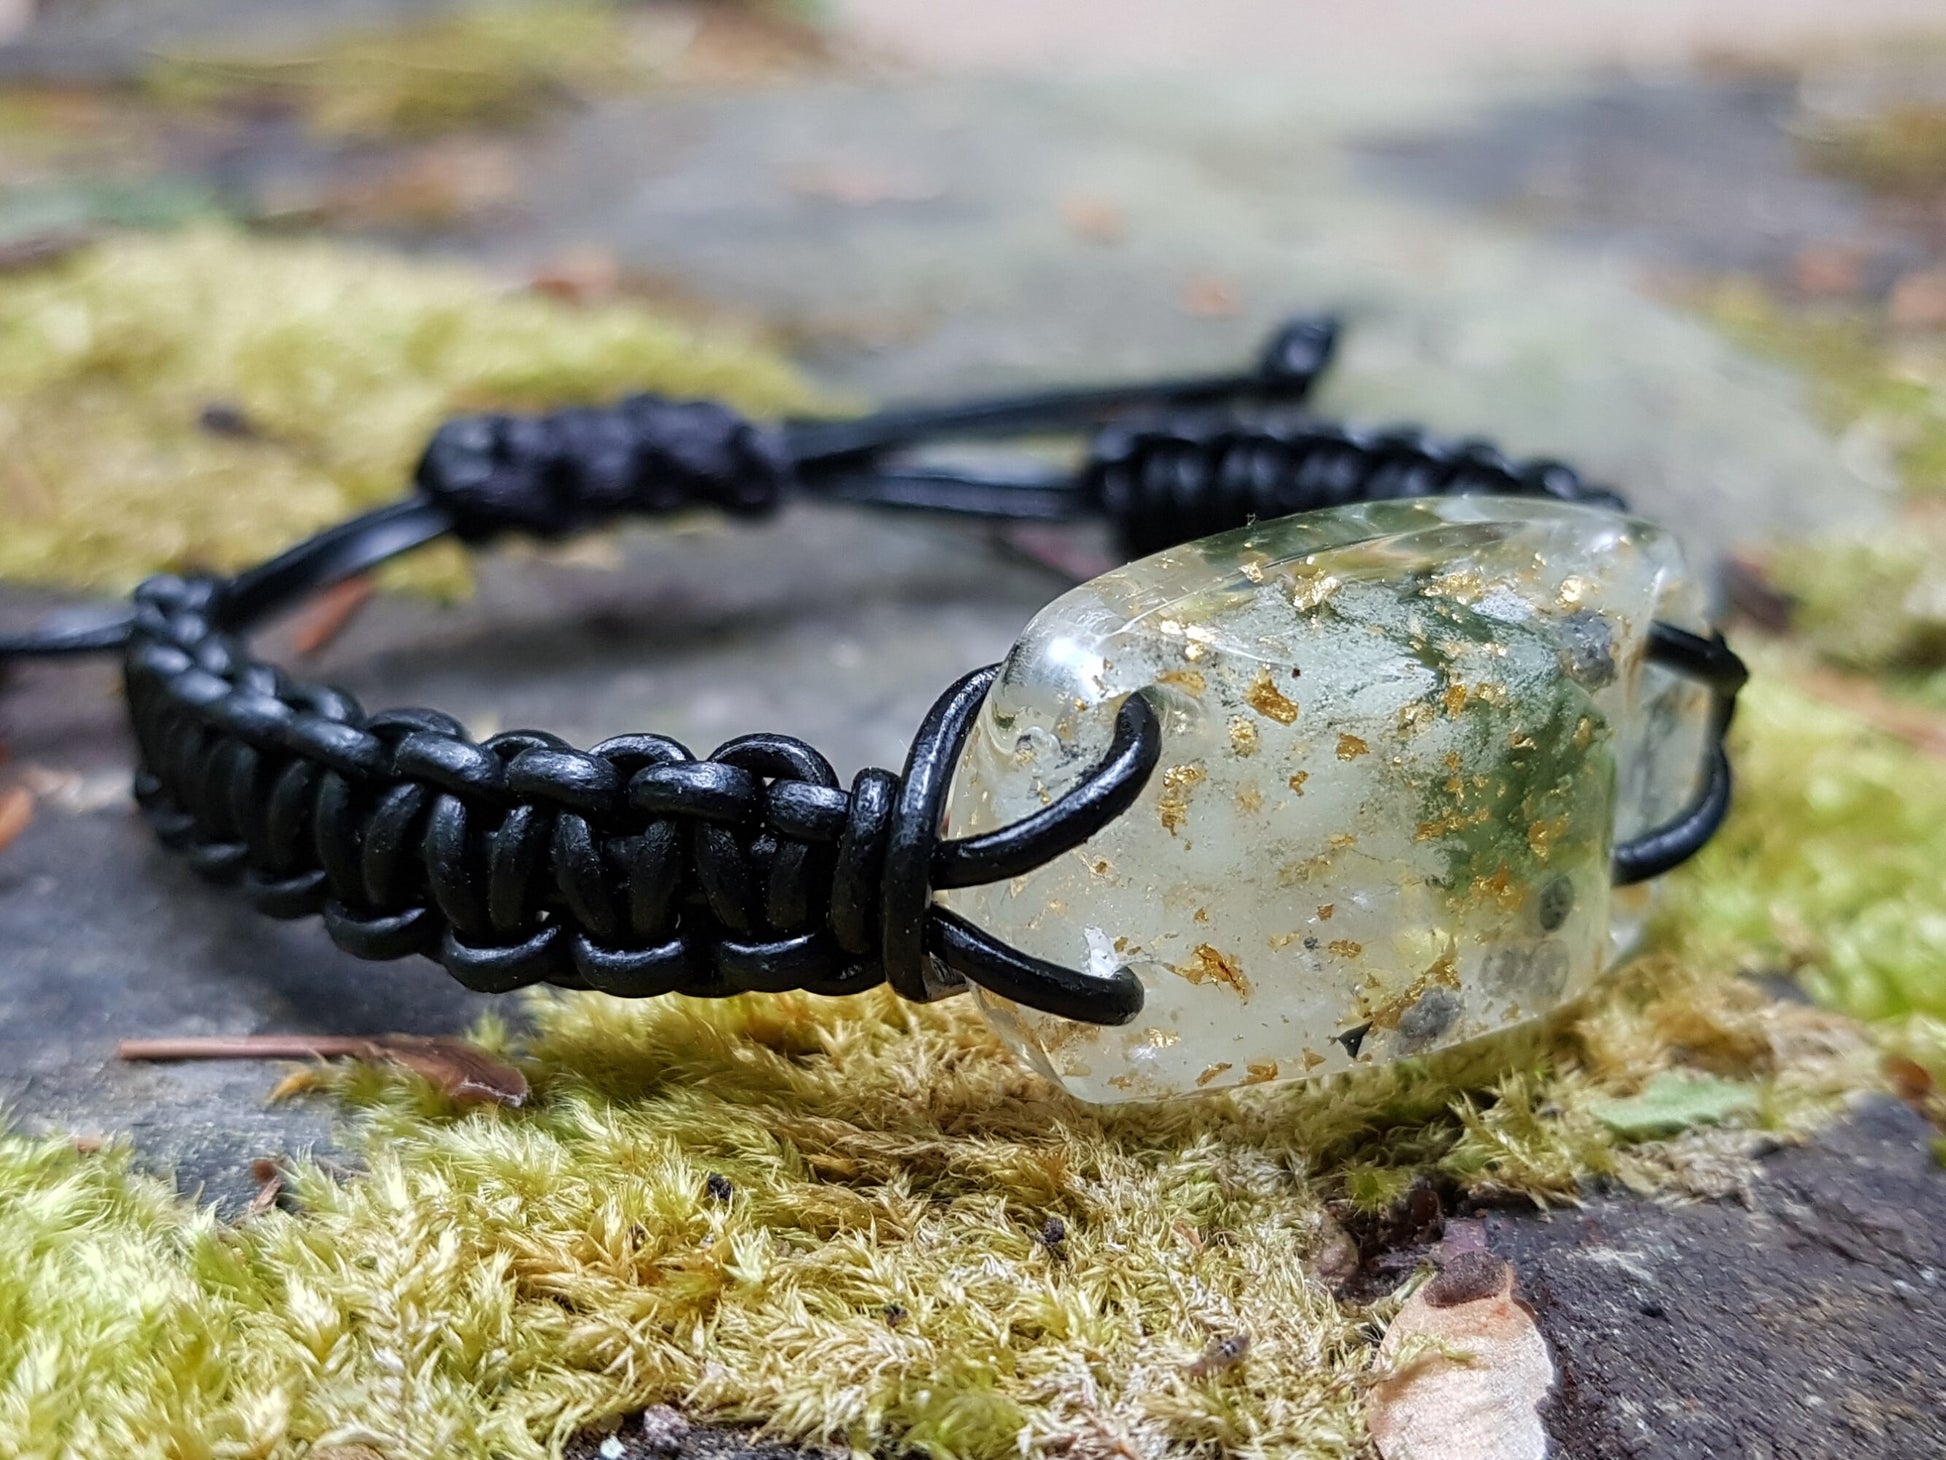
0,316,1746,1022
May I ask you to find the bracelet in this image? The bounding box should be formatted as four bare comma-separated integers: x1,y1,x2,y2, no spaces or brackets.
0,317,1745,1103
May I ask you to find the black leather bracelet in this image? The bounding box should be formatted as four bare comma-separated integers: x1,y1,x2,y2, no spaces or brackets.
0,317,1746,1101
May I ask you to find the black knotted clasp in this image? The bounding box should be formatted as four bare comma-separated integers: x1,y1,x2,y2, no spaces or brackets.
416,396,794,542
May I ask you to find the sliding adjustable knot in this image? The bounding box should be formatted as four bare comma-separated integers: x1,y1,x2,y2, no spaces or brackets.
1086,416,1628,557
415,396,795,543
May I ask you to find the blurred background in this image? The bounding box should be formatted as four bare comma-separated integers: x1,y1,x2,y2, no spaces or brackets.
1,0,1943,1198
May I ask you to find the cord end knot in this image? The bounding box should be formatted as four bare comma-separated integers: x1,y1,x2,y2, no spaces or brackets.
415,397,796,542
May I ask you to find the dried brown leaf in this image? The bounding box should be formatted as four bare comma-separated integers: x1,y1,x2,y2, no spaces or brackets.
289,574,375,656
1369,1253,1553,1460
119,1032,527,1106
0,783,35,853
1886,1054,1935,1106
245,1157,285,1218
363,1034,529,1107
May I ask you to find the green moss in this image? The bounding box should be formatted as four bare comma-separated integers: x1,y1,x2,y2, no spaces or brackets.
147,2,646,142
1803,101,1946,199
1766,523,1946,675
0,946,1876,1459
1701,282,1946,500
0,226,814,598
1656,651,1946,1025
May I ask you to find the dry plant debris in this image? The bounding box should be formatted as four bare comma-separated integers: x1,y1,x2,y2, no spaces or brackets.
1368,1254,1551,1460
119,1033,530,1108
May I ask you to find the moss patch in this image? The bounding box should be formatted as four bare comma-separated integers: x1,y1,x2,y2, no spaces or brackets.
1701,282,1946,501
0,227,813,598
1657,653,1946,1027
143,0,829,143
147,2,650,142
1803,100,1946,200
0,971,1876,1459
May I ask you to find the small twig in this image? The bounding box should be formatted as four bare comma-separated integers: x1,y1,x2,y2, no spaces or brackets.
119,1035,379,1061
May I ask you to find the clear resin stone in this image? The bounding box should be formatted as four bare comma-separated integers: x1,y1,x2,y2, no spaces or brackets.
942,497,1710,1102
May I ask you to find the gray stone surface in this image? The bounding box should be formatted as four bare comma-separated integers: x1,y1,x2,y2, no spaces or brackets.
1489,1097,1946,1460
492,73,1893,560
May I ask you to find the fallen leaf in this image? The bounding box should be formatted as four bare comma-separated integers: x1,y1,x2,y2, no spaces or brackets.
530,244,622,304
119,1033,528,1106
1180,274,1239,317
1369,1252,1552,1460
1886,1054,1934,1106
1061,195,1126,246
1791,243,1865,298
0,783,33,853
1589,1070,1759,1138
289,575,375,656
245,1157,284,1218
1889,269,1946,331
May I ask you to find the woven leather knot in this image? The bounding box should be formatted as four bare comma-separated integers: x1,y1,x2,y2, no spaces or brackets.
1084,416,1628,558
415,396,796,542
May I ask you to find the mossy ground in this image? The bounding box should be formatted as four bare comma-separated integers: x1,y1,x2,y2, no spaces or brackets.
0,227,814,600
143,0,828,142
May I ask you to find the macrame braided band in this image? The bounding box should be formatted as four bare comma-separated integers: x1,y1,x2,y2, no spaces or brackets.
121,574,1160,1022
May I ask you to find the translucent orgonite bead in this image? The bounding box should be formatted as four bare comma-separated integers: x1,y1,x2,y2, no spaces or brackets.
941,497,1711,1102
